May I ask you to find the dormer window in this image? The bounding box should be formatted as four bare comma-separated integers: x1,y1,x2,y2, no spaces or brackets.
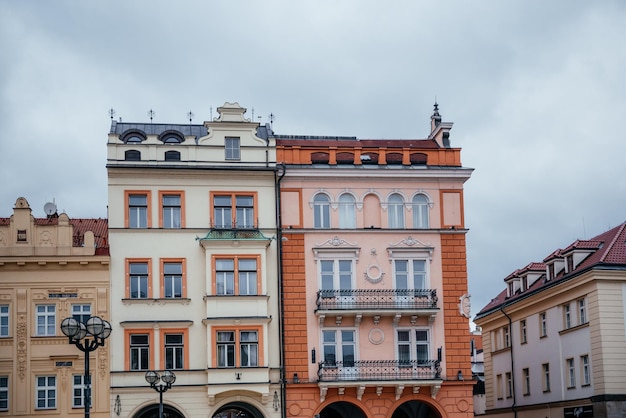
566,255,574,273
158,130,184,144
547,263,555,281
225,137,240,160
120,129,147,144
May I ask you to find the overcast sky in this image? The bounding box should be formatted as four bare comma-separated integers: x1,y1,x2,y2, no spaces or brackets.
1,1,625,320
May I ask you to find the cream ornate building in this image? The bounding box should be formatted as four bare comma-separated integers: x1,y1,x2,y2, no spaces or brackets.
475,222,626,418
0,197,110,417
107,103,281,418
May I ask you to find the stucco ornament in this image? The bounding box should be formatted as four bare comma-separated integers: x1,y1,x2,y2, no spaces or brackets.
459,293,471,318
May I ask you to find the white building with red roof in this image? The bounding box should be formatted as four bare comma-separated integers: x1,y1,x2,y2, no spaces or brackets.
474,222,626,418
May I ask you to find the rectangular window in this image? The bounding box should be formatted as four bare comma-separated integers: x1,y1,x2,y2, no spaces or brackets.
71,304,91,324
165,334,184,370
522,368,530,395
581,355,590,385
506,372,513,398
130,334,150,370
72,374,91,408
36,376,56,409
393,259,427,290
215,256,259,296
566,358,576,388
504,326,510,348
313,194,331,229
240,331,258,367
129,261,150,299
542,363,551,392
0,305,8,337
162,261,184,298
225,137,241,160
36,305,55,336
217,331,235,367
520,319,527,344
396,329,429,363
216,328,261,368
539,312,547,337
578,298,587,324
323,329,355,367
320,260,353,291
387,195,405,228
0,376,7,411
161,192,183,228
128,193,149,228
564,303,571,329
212,193,256,229
496,374,503,399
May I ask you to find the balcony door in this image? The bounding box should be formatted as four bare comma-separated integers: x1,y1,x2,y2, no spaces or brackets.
320,260,355,308
323,329,357,380
393,259,427,307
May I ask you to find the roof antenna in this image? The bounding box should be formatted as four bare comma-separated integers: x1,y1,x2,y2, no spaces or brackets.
109,108,116,120
148,109,155,123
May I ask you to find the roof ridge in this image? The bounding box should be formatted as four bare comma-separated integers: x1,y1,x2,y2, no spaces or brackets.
599,221,626,263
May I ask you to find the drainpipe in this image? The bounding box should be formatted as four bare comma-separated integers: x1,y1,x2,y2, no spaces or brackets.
275,163,287,418
500,305,517,418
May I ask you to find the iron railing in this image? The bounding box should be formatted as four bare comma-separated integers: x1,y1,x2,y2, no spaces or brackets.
316,289,438,310
317,360,441,382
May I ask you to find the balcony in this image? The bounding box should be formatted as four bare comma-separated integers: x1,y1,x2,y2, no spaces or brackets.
318,360,441,382
315,289,439,324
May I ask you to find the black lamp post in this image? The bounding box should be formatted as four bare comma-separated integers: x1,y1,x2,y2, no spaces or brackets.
145,370,176,418
60,315,112,418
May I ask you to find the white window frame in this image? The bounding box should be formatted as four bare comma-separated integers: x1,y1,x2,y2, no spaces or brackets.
36,375,56,410
36,305,56,336
504,326,510,348
217,331,236,368
162,194,181,229
338,193,356,229
239,330,258,368
542,363,551,392
313,193,331,229
392,258,429,290
128,194,148,228
165,334,184,370
319,259,354,291
411,193,430,229
130,334,150,371
578,298,587,324
564,303,571,329
387,193,405,228
539,312,547,337
566,358,576,388
72,374,91,408
225,137,241,160
322,329,356,367
71,304,91,324
0,305,8,337
522,368,530,395
163,262,183,298
496,374,503,400
520,319,527,344
581,355,590,386
129,262,149,299
505,372,513,398
396,328,431,363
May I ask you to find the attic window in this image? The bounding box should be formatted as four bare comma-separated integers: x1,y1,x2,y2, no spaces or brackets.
120,129,147,144
159,130,184,144
17,230,27,242
125,150,141,161
165,150,180,161
225,137,240,160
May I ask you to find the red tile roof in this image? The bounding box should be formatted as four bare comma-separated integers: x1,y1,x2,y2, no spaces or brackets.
476,221,626,318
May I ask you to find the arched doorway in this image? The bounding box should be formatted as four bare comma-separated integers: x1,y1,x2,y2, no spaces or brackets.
133,403,185,418
212,401,264,418
317,401,367,418
391,400,442,418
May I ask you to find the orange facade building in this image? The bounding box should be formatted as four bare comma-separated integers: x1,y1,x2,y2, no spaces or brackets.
277,105,475,418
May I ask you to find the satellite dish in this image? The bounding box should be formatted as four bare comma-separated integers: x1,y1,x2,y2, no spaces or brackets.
44,202,57,216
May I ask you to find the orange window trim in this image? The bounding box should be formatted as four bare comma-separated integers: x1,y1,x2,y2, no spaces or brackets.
160,258,187,298
125,258,153,298
124,190,153,228
211,254,262,295
209,191,258,228
159,328,189,370
158,190,186,228
124,328,155,371
211,325,264,368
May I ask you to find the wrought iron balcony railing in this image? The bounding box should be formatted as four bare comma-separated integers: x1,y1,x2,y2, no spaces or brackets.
316,289,438,311
317,360,441,382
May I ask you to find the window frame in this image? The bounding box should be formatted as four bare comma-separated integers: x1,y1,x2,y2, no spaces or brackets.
322,328,357,367
71,304,91,324
539,312,547,338
505,371,513,398
581,354,590,386
496,374,503,400
522,368,530,396
35,375,56,410
542,363,551,392
72,374,91,408
566,358,576,388
210,192,257,229
160,259,186,299
0,305,8,338
392,258,429,291
396,328,431,364
161,329,188,370
125,329,154,371
411,193,430,229
0,375,7,411
319,259,355,292
212,255,261,296
578,298,587,325
338,193,356,229
387,193,405,228
313,193,331,229
35,304,56,337
126,259,152,299
520,319,527,344
563,303,572,329
125,191,152,228
225,137,241,160
213,326,263,368
159,191,185,228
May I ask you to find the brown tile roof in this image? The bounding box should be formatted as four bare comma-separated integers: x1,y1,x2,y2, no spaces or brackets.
476,221,626,318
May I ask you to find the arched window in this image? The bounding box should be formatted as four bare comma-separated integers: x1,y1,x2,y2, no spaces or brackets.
412,194,430,229
125,150,141,161
313,194,331,229
338,194,356,229
158,130,184,144
388,193,405,228
120,129,147,144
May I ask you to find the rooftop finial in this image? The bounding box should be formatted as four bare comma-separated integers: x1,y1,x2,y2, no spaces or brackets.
109,108,116,120
433,101,440,117
148,109,155,123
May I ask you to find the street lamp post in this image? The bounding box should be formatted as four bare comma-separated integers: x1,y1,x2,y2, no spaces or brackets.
145,370,176,418
60,315,112,418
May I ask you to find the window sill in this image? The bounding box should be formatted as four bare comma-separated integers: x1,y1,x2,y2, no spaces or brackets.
122,298,191,306
559,322,590,335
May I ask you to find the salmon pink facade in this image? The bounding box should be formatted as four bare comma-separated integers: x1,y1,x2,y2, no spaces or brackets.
278,105,474,418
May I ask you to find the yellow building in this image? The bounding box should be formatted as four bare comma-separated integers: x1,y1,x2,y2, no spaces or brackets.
0,197,110,417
